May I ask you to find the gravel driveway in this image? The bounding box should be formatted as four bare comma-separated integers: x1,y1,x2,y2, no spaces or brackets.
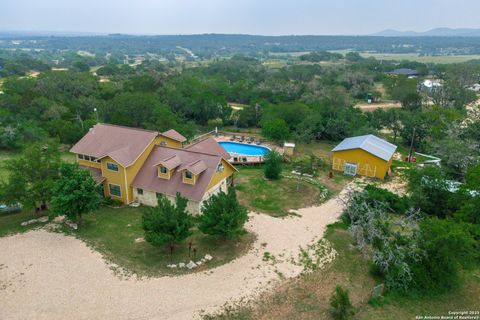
0,186,351,320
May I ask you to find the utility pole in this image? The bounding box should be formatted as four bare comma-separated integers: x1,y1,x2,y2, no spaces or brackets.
408,127,416,163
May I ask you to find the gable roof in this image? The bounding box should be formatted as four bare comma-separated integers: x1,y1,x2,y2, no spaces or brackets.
132,146,227,202
332,135,397,162
388,68,419,76
70,123,158,167
178,159,207,175
154,154,182,170
162,129,187,143
186,137,231,160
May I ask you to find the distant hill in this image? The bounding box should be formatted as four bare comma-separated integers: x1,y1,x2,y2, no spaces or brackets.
373,28,480,37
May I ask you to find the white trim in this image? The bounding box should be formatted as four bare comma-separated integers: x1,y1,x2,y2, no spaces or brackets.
124,167,130,203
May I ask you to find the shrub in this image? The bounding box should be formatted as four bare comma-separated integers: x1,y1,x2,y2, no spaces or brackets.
329,286,354,320
263,150,283,180
364,185,410,214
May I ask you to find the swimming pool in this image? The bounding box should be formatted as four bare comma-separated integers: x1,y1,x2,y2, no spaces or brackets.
219,141,270,156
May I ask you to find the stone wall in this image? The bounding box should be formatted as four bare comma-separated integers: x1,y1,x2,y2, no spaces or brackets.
132,177,231,215
133,189,201,215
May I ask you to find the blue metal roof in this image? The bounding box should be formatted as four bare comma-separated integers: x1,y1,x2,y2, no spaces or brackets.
331,135,397,161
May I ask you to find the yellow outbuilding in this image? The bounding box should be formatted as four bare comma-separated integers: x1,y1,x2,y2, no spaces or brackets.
331,134,397,180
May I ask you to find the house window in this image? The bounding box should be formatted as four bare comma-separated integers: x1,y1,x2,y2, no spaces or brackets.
109,184,121,197
107,162,119,172
160,166,168,174
90,156,96,162
160,141,167,146
185,171,193,179
137,188,143,195
344,163,357,176
78,154,84,160
216,164,224,172
84,155,91,161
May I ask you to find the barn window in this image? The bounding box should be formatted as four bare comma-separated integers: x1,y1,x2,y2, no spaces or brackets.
344,163,357,176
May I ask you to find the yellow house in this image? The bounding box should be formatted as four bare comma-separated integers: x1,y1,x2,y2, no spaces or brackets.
132,137,237,215
331,134,397,180
70,123,186,204
71,125,236,214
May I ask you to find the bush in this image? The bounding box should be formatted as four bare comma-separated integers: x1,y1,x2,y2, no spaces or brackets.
329,286,354,320
263,150,283,180
364,185,410,214
103,196,124,207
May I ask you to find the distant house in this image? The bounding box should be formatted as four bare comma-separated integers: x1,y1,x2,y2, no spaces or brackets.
421,79,443,91
387,68,419,77
467,83,480,92
331,135,397,180
70,124,236,214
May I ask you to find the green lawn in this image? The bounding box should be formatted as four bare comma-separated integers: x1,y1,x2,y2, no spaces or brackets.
235,167,328,217
64,206,255,277
0,209,49,237
206,223,480,320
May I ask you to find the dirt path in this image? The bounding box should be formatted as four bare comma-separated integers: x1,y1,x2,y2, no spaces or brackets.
0,186,353,320
354,101,401,112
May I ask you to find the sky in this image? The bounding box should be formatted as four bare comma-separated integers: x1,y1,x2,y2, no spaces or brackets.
1,0,479,36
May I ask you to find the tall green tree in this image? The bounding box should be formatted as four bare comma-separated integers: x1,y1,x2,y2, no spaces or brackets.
0,140,61,209
261,118,290,142
410,218,477,293
263,150,283,180
51,163,101,224
142,193,193,250
199,188,248,240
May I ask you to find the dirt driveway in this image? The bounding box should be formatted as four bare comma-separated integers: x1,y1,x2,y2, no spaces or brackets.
0,186,352,320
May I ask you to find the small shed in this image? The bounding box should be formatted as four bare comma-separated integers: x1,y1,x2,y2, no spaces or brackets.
283,142,296,156
331,135,397,180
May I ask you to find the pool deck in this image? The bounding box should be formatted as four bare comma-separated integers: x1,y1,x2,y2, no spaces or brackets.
213,134,281,165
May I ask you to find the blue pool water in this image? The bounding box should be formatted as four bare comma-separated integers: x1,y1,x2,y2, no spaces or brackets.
219,141,270,156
